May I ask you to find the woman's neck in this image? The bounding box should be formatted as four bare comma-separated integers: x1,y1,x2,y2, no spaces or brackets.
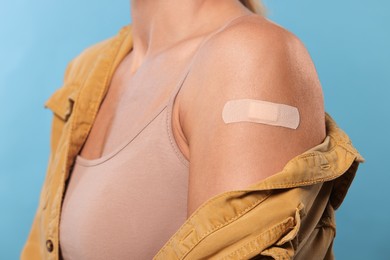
129,0,249,63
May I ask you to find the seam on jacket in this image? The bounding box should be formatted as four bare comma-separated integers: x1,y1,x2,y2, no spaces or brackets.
222,216,296,260
259,141,359,189
185,195,270,258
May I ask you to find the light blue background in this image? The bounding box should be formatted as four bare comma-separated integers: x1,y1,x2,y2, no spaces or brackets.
0,0,388,259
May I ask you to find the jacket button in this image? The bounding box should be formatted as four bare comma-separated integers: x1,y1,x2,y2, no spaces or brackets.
46,239,54,252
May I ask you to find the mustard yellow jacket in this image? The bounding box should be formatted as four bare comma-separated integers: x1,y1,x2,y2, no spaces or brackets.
20,24,364,260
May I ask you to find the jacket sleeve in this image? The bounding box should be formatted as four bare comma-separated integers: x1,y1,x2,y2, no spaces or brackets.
153,119,364,259
154,182,336,260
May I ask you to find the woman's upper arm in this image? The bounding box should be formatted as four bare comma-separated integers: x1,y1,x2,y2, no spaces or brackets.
182,18,326,217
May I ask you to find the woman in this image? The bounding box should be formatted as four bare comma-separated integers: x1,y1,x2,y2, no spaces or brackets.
21,0,364,259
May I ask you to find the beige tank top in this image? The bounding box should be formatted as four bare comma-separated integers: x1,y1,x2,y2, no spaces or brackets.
59,13,254,260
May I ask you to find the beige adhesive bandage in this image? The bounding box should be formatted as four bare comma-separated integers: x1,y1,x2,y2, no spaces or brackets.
222,98,300,129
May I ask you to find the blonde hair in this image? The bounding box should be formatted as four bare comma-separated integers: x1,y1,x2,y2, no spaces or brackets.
239,0,267,16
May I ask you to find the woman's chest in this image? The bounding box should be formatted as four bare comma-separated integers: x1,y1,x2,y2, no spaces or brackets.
79,52,187,160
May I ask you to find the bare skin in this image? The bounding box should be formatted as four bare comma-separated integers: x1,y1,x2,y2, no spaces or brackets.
80,0,326,218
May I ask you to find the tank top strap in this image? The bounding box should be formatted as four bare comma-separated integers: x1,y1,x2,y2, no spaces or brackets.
166,13,256,107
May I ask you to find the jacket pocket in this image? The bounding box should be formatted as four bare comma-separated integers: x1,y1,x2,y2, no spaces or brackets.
44,83,79,121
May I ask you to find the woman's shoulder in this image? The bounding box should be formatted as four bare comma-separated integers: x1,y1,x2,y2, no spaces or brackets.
185,14,321,99
181,14,324,133
204,14,305,62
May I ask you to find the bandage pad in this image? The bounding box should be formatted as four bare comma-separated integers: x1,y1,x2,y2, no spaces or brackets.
222,98,300,129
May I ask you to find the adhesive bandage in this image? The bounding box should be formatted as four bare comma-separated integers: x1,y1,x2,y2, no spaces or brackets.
222,98,300,129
